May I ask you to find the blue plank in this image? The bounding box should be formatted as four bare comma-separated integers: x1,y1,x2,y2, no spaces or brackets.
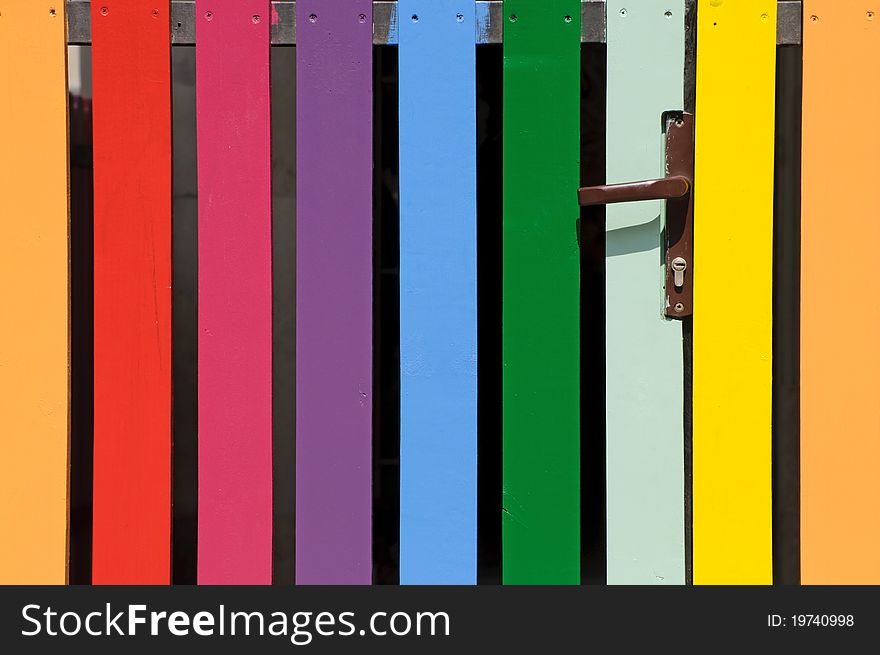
398,0,477,584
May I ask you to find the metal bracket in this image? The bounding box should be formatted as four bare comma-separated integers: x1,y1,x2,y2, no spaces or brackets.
577,111,694,319
64,1,803,46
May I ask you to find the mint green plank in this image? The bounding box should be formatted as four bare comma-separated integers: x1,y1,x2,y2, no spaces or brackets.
605,0,685,584
502,0,581,585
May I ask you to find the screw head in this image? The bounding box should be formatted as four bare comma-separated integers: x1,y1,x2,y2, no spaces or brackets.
674,303,685,313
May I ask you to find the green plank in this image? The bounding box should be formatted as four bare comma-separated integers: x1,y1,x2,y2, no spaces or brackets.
605,0,685,585
502,0,581,584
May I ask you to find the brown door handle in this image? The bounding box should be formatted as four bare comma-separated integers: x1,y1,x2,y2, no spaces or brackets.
576,112,694,319
578,175,691,207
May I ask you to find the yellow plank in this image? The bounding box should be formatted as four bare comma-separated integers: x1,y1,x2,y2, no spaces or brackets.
693,1,775,585
0,0,70,584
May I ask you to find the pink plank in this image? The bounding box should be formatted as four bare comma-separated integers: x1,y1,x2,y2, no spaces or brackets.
196,0,273,584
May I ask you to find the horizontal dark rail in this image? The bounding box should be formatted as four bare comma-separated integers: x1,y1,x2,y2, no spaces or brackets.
65,1,803,46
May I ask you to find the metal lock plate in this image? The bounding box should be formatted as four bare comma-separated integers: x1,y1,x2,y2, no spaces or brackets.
663,112,694,318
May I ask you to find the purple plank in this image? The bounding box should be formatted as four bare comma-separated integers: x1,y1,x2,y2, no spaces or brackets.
295,0,373,584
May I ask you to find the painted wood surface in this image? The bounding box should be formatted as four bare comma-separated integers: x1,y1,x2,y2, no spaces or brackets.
398,0,478,585
693,1,775,584
296,0,373,584
91,0,172,584
196,0,273,584
605,0,685,585
801,1,880,584
502,0,581,584
0,0,70,585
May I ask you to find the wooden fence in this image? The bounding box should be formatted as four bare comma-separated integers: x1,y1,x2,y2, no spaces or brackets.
0,0,876,585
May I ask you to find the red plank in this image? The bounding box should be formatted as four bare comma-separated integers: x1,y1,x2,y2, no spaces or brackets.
91,0,172,584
